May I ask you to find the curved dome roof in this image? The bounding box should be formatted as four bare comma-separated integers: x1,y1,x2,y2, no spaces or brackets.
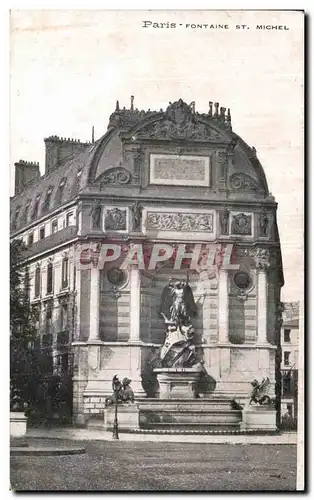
10,98,272,233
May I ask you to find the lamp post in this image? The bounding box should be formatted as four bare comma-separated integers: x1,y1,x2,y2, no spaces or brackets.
112,376,120,440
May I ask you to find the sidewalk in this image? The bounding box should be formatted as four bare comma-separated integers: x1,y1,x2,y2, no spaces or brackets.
26,427,298,445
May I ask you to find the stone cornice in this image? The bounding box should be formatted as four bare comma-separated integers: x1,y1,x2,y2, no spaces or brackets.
76,191,277,208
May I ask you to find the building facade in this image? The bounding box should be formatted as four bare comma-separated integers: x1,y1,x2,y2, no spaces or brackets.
281,301,299,425
10,98,284,426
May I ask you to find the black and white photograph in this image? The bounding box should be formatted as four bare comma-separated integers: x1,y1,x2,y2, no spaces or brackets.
9,9,304,492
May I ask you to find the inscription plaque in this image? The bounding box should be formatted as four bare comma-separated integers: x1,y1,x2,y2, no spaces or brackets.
150,154,210,186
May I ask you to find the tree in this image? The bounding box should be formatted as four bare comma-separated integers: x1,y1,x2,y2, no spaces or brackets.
10,239,38,411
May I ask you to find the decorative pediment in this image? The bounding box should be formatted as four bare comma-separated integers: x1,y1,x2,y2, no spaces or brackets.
98,166,132,185
134,99,227,142
229,173,263,192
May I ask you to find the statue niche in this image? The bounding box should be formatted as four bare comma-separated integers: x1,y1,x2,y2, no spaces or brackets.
90,200,102,229
158,278,198,368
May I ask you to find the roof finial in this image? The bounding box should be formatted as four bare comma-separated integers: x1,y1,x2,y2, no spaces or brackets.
92,126,95,143
130,95,134,111
115,100,120,112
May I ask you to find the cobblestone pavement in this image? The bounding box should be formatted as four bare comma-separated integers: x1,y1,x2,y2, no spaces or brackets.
10,439,297,491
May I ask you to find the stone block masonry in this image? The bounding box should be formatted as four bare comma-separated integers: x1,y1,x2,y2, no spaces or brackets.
83,396,108,414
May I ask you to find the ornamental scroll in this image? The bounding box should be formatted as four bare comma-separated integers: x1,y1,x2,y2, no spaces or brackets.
99,167,132,185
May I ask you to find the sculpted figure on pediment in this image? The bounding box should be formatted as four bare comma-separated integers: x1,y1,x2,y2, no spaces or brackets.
135,99,223,141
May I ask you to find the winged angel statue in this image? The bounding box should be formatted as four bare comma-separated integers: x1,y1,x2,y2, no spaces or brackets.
158,277,198,368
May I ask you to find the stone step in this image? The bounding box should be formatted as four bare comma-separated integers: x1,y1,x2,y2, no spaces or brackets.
138,397,243,431
129,428,247,435
142,422,241,431
141,416,241,425
140,407,242,413
139,402,242,412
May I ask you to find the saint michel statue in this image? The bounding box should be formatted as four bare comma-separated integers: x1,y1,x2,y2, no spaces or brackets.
158,277,198,368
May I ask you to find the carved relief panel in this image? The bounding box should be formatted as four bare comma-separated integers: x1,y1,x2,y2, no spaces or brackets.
103,207,129,233
230,212,253,237
143,207,215,241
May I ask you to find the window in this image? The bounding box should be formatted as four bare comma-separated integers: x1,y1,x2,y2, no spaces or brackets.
51,219,58,234
21,201,31,226
14,207,20,222
61,353,69,373
284,329,291,343
282,372,292,396
46,262,53,294
42,187,53,214
72,169,82,196
55,353,69,376
55,178,66,205
12,207,20,230
60,303,68,330
76,170,82,185
27,232,34,247
45,305,53,335
32,305,41,332
284,351,291,366
24,269,30,299
61,257,69,289
31,195,41,220
287,404,293,417
39,226,45,240
34,266,41,298
66,212,74,227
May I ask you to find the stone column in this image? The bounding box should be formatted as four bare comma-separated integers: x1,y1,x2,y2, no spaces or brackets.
218,267,229,343
88,267,100,342
129,266,141,342
256,268,268,344
254,248,270,345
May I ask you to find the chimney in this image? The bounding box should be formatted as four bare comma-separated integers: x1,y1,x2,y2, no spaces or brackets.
44,136,91,174
14,160,40,195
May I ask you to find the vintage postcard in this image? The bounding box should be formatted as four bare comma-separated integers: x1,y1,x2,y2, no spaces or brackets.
9,10,304,492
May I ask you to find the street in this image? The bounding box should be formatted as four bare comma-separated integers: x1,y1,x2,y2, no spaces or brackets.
10,439,297,491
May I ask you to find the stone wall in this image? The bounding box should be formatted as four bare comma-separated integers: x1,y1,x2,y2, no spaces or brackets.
83,396,108,415
99,270,130,341
72,344,88,425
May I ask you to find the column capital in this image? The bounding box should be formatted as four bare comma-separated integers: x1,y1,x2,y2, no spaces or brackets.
249,247,271,270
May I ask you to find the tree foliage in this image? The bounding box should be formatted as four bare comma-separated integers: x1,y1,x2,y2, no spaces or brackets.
10,239,38,410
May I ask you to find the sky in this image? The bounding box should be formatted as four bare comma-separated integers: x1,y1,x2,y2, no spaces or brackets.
9,10,304,301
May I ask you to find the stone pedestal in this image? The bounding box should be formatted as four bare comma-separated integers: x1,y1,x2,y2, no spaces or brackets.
154,367,201,399
10,412,27,438
241,404,277,432
104,403,140,431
